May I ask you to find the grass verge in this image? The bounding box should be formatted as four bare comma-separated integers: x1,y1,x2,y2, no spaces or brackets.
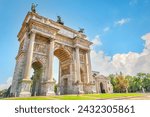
2,93,143,100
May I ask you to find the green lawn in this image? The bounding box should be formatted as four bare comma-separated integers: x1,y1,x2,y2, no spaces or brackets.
2,93,143,100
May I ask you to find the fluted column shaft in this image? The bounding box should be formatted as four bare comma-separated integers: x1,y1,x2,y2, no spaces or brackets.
87,50,93,83
76,47,81,82
86,52,90,83
47,39,55,82
24,31,35,79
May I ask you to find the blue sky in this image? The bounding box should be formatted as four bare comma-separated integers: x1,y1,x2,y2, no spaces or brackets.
0,0,150,86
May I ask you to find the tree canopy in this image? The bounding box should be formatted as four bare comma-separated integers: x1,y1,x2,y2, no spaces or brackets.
109,73,150,93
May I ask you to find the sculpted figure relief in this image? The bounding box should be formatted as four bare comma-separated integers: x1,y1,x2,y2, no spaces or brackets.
34,43,47,54
31,3,38,13
78,28,84,33
57,16,64,25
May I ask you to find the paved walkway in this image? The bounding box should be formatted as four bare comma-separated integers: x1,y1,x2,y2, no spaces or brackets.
127,94,150,100
102,94,150,100
109,93,150,100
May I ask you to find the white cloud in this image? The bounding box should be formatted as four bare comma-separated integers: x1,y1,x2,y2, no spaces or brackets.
0,77,12,91
91,33,150,76
115,18,130,26
141,33,150,51
103,27,110,32
91,35,102,47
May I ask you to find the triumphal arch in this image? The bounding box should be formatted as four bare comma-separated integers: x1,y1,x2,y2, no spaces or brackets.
10,9,96,97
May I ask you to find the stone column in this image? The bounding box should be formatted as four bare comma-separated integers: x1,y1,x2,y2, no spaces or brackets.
45,38,55,96
58,61,61,94
87,50,93,83
47,39,54,82
73,50,77,82
75,47,81,83
19,31,36,97
87,50,96,93
24,31,35,79
86,52,90,84
58,61,61,85
75,47,84,94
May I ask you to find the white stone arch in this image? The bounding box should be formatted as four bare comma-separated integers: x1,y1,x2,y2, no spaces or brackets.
32,54,47,68
32,55,47,78
11,11,95,97
54,48,72,62
54,44,73,61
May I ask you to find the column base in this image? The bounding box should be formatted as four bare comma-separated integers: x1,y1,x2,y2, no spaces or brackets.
45,81,56,96
83,82,96,94
78,82,84,94
19,92,31,97
19,79,32,97
89,83,97,93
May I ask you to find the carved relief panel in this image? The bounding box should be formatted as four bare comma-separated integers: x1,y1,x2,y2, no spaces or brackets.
18,40,24,54
33,35,49,54
79,49,86,64
32,54,47,68
61,65,70,76
34,43,47,54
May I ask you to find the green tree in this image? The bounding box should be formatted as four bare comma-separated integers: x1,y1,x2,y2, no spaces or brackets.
109,74,117,92
115,74,129,93
137,73,148,79
108,73,150,93
125,75,134,92
133,76,142,92
141,73,150,92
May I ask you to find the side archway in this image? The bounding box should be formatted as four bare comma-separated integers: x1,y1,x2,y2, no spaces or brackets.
100,82,105,93
30,61,43,96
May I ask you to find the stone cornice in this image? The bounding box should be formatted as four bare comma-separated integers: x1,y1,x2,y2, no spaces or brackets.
17,12,88,41
18,17,59,41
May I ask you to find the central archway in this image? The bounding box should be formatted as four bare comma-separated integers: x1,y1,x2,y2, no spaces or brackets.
54,48,72,94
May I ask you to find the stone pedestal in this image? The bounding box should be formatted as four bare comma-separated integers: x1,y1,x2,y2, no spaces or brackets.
19,79,32,97
83,82,96,94
89,82,97,93
78,83,84,94
45,81,55,96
